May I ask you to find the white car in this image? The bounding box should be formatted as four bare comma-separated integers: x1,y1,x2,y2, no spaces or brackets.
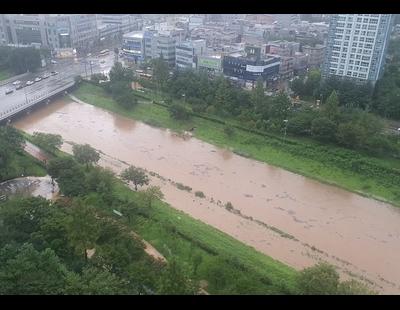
26,80,34,86
51,60,57,64
34,77,42,82
5,88,13,95
12,80,21,86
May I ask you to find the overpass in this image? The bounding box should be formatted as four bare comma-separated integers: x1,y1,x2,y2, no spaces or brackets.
0,80,75,124
0,52,115,124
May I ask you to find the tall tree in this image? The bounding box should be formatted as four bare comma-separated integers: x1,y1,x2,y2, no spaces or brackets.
142,186,164,208
32,132,62,154
72,144,100,170
120,166,149,191
251,78,265,113
323,90,340,122
65,203,100,261
152,56,169,93
0,243,70,295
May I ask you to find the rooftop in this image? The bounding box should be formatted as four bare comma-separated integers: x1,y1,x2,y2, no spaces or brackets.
123,31,145,39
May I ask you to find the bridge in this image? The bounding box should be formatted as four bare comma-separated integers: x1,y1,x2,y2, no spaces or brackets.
0,80,75,124
0,52,115,124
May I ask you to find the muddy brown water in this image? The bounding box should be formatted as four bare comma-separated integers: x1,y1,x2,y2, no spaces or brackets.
13,97,400,294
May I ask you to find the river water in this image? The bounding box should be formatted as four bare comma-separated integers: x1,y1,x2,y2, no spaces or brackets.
13,97,400,294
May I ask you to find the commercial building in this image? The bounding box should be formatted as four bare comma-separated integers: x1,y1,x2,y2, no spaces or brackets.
266,40,300,57
197,54,223,74
322,14,393,84
278,56,294,80
122,31,146,63
175,39,206,70
223,45,280,87
48,14,98,52
293,52,309,75
303,44,325,68
97,14,136,35
1,14,59,50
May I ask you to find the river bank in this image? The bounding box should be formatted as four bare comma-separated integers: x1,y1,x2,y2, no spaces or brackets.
12,96,400,293
72,82,400,207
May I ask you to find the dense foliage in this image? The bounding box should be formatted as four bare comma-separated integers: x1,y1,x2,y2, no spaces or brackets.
0,46,44,75
103,62,137,109
296,263,374,295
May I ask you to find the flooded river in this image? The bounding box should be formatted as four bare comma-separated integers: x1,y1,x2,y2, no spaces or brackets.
13,97,400,294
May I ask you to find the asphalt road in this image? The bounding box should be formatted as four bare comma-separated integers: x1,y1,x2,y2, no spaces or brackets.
0,53,115,119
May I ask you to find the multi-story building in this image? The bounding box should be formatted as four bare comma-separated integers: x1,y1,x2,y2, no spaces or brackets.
223,46,280,87
50,14,98,52
278,56,294,80
266,40,300,57
97,14,136,35
322,14,393,84
197,54,223,74
123,29,178,67
122,31,146,63
1,14,59,50
156,34,176,67
303,44,326,68
293,52,309,75
273,14,300,28
175,39,206,70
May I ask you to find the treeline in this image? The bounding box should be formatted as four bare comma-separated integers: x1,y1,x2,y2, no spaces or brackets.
292,37,400,120
89,62,138,110
0,126,46,182
0,46,48,75
142,62,399,158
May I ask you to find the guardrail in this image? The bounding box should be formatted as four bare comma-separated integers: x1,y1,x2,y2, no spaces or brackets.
0,72,30,87
0,80,75,122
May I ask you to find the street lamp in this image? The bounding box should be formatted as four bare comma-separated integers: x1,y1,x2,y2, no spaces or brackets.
283,119,288,139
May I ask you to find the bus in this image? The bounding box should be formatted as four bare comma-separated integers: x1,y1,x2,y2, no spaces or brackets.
99,49,110,56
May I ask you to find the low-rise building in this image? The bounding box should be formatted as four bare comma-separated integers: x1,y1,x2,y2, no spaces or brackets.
197,54,223,74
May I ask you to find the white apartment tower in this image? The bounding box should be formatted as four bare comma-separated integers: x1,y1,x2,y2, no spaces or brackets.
322,14,393,84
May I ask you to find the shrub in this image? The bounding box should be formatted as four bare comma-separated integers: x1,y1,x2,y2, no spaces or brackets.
168,104,191,121
195,191,205,198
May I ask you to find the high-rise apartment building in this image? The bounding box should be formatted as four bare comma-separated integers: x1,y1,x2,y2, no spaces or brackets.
322,14,393,84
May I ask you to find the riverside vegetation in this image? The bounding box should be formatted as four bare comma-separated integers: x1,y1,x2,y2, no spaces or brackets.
0,129,373,294
72,57,400,206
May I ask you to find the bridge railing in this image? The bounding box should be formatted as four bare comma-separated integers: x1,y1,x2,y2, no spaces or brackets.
0,80,75,122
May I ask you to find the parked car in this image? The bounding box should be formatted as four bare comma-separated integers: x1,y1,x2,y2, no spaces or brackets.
26,80,34,86
51,60,57,64
34,77,42,82
50,71,58,76
16,84,24,90
5,88,13,95
42,74,50,79
12,80,21,86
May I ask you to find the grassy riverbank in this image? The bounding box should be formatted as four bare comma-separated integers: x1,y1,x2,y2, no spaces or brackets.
109,181,298,294
0,69,12,81
0,151,46,183
18,133,299,294
72,83,400,207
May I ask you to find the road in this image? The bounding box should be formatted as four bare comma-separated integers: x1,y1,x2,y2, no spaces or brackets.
0,53,115,120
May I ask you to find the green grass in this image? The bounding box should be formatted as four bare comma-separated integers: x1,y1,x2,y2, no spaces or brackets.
109,180,298,294
0,151,47,183
72,83,400,207
0,69,13,81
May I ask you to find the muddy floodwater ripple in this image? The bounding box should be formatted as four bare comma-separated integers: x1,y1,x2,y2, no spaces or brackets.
13,97,400,294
